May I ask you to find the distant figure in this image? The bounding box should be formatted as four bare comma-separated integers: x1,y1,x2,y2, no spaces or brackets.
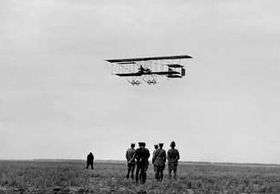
167,141,180,180
126,143,136,179
152,144,159,175
153,143,166,181
86,152,94,169
135,142,150,184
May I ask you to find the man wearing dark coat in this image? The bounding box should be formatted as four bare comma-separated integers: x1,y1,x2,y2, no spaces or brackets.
152,144,159,175
134,142,150,184
86,152,94,169
152,143,166,181
125,143,136,179
167,141,180,180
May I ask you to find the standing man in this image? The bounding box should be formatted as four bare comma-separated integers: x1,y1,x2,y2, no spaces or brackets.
152,144,159,176
153,143,166,181
86,152,94,169
125,143,136,179
135,142,150,184
167,141,180,180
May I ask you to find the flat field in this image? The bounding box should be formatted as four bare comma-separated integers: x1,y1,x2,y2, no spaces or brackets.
1,160,280,193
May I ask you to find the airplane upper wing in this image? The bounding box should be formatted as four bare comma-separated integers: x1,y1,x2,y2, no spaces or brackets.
106,55,192,63
167,64,184,68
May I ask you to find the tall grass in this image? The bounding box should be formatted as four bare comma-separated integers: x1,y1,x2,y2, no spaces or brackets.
1,160,280,193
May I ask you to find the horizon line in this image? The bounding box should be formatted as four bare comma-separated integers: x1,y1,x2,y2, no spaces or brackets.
0,159,280,167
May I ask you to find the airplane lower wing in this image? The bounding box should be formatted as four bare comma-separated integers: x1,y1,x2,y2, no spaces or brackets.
151,71,181,75
116,70,181,77
115,72,142,77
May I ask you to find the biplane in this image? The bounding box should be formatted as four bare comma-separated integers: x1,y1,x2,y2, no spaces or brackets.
106,54,192,85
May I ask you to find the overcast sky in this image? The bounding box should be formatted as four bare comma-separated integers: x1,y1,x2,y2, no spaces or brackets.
1,0,280,163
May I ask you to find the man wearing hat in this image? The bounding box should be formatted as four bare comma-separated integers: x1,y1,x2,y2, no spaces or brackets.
125,143,136,179
135,142,150,184
152,143,166,181
167,141,180,180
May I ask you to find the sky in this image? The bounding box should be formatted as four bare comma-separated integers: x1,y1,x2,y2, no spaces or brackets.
1,0,280,163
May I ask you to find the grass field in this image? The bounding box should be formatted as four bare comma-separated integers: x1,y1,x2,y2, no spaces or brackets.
1,160,280,193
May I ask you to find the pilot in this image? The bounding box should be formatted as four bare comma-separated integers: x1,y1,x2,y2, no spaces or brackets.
167,141,180,180
153,143,166,181
139,65,145,73
138,65,150,74
125,143,136,179
135,142,150,184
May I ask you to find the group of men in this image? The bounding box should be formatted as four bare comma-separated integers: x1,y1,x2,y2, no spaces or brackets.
125,141,180,184
85,141,180,184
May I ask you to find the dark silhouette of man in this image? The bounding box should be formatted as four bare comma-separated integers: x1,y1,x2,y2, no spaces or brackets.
86,152,94,169
152,144,159,176
167,141,180,180
126,143,136,179
135,142,150,184
153,143,166,181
